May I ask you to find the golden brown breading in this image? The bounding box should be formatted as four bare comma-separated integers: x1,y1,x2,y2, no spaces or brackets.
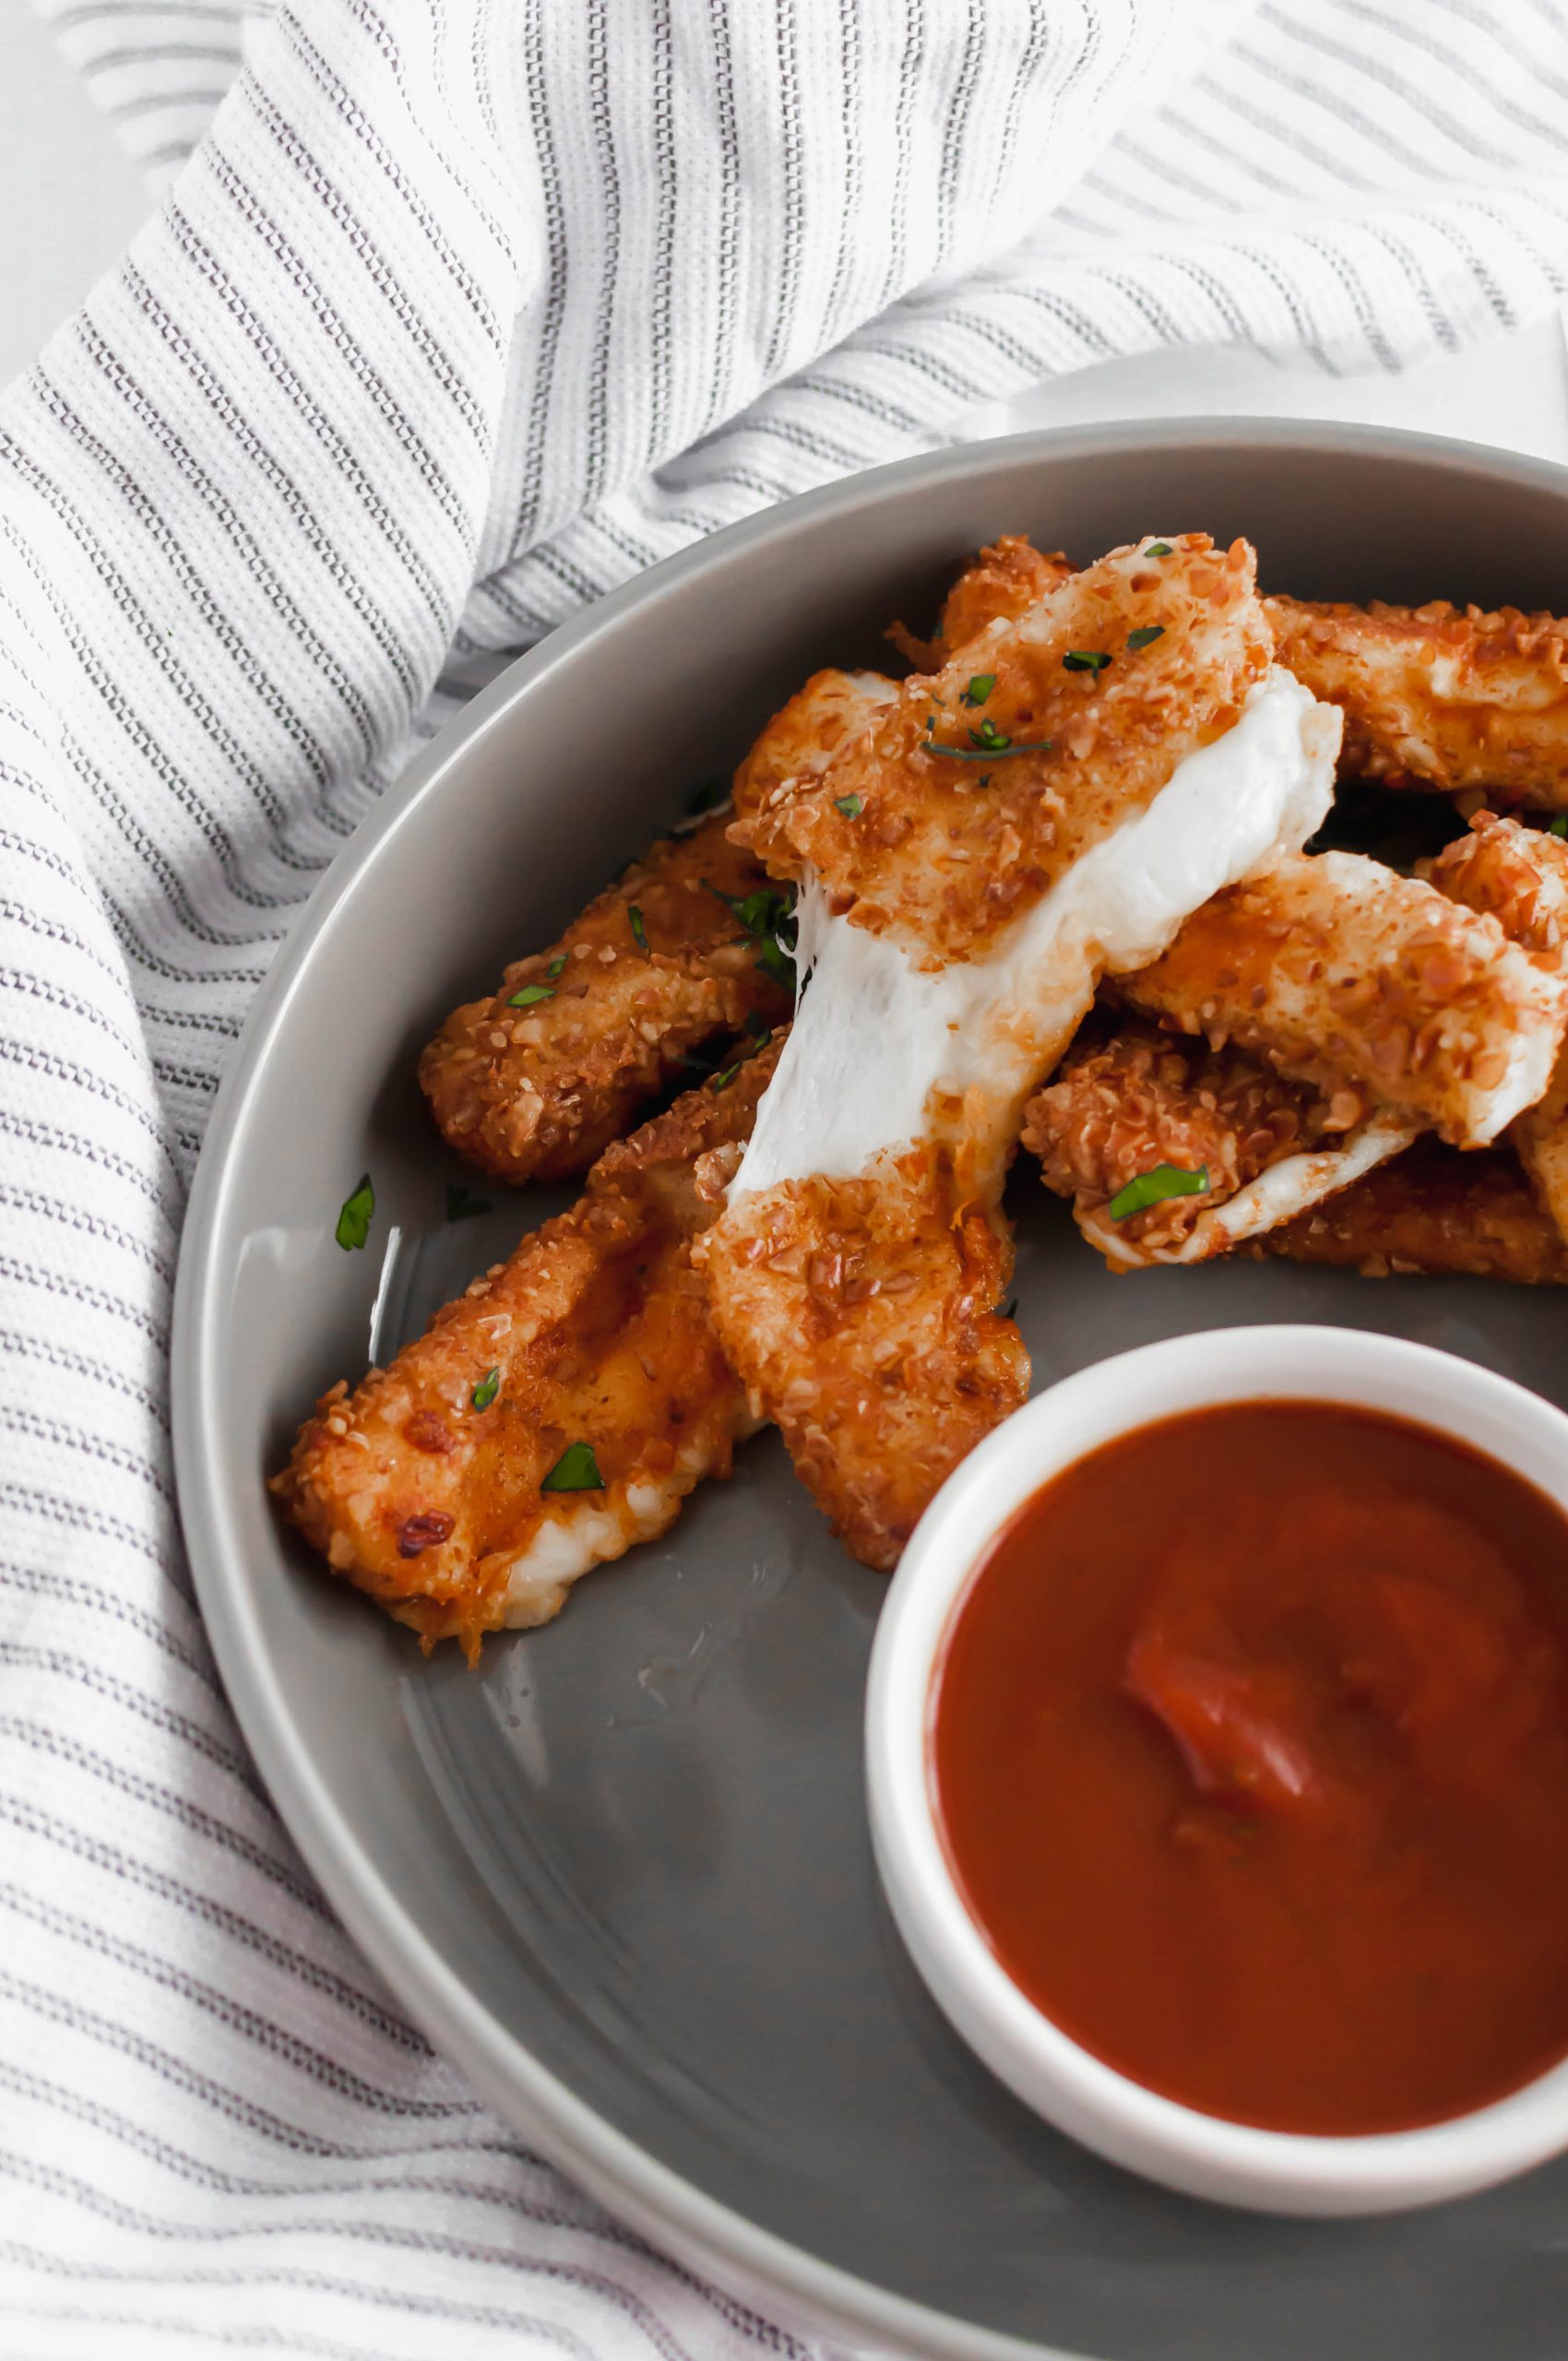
731,668,898,829
1025,1019,1333,1260
1254,1137,1568,1286
885,534,1074,671
1119,848,1568,1149
695,1144,1026,1571
1266,595,1568,808
740,533,1276,966
1421,809,1568,1240
418,813,792,1183
274,1045,780,1657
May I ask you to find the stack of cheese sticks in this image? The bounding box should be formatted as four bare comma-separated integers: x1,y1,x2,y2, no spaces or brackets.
275,532,1568,1655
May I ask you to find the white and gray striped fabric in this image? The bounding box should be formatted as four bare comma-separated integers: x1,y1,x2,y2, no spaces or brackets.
2,2,1567,2353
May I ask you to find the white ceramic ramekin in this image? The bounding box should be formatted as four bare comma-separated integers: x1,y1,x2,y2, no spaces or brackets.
866,1324,1568,2216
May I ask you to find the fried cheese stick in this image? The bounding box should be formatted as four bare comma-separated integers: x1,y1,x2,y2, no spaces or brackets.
275,1044,779,1656
1028,845,1567,1267
1024,1020,1408,1267
1422,810,1568,1239
1267,596,1568,809
418,813,793,1183
1253,1137,1568,1287
700,534,1341,1566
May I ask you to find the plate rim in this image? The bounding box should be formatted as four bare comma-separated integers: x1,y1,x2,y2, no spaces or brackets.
172,415,1568,2361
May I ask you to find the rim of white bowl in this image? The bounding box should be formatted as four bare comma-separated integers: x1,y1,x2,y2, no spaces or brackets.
866,1324,1568,2217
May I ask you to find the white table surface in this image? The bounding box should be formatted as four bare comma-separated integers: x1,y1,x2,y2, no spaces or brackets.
5,5,1566,474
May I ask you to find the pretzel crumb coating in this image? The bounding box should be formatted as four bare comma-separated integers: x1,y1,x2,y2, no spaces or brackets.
274,1045,780,1657
731,668,898,830
886,535,1074,670
418,813,791,1183
740,532,1274,966
695,1145,1027,1571
1266,595,1568,809
1121,848,1568,1148
1253,1138,1568,1287
1422,808,1568,1240
1025,1019,1350,1264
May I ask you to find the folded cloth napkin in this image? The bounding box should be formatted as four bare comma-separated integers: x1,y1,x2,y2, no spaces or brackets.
3,1,1567,2352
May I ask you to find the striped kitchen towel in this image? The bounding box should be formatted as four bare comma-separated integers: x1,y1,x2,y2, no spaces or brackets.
3,2,1567,2354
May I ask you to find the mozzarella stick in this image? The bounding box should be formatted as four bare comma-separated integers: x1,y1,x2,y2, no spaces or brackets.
1025,1019,1411,1269
702,534,1342,1566
1267,595,1568,809
275,1044,779,1657
1253,1137,1568,1287
418,812,793,1183
1422,810,1568,1239
1119,848,1568,1150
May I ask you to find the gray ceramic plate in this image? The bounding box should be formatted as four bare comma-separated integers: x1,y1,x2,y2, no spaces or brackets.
174,422,1568,2361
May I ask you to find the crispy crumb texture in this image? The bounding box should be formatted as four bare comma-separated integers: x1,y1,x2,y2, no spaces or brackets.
1268,594,1568,809
275,1044,780,1655
418,813,791,1183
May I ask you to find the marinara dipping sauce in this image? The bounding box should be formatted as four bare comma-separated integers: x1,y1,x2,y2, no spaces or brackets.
932,1400,1568,2136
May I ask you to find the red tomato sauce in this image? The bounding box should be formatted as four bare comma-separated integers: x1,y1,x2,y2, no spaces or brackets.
932,1401,1568,2135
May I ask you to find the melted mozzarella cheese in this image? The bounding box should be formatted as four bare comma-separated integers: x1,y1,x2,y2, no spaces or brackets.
735,668,1341,1197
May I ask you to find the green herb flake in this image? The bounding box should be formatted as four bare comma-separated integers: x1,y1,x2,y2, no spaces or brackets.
334,1173,374,1252
926,738,1053,764
686,777,728,815
1144,541,1172,558
541,1441,606,1494
835,793,864,819
1108,1163,1209,1222
968,718,1012,753
1550,815,1568,838
962,672,997,707
546,953,568,979
1063,649,1111,675
707,880,797,991
709,1062,740,1091
471,1368,500,1412
629,905,648,955
445,1182,493,1223
1127,624,1166,652
507,982,555,1007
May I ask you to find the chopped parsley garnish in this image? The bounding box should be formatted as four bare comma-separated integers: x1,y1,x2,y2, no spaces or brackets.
1144,541,1172,558
1108,1164,1209,1222
1063,649,1111,675
1127,624,1165,652
1550,815,1568,838
963,673,997,706
334,1174,374,1252
686,777,728,814
968,717,1012,753
835,792,864,818
707,881,797,991
925,738,1052,763
546,953,568,979
541,1441,606,1493
507,982,555,1007
709,1062,740,1091
471,1368,500,1411
629,905,648,954
445,1182,492,1222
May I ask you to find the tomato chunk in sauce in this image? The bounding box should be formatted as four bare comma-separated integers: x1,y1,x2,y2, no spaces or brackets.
932,1401,1568,2134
